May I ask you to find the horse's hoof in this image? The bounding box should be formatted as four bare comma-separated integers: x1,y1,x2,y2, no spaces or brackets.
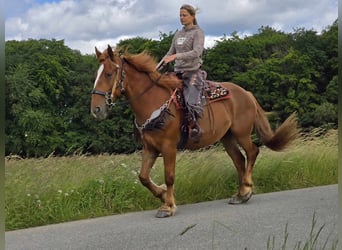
156,205,176,218
156,210,172,218
228,191,253,204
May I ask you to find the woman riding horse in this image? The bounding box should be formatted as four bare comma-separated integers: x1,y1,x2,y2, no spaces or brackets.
91,45,298,218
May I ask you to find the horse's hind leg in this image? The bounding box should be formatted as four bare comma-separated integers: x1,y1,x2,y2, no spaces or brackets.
237,134,259,188
221,132,258,204
232,134,259,204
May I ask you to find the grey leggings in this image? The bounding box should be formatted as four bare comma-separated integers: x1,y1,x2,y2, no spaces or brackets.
180,70,206,121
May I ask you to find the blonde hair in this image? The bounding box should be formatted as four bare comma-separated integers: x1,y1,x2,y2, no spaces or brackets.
180,4,199,25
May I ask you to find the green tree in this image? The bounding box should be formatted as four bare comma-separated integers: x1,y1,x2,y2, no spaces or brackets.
6,39,81,156
5,20,338,157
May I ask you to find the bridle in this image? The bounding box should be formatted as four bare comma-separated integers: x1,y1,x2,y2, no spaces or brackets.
91,55,160,107
91,56,127,107
91,52,177,132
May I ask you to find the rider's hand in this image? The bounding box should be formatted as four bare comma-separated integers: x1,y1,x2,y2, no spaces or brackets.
163,54,177,64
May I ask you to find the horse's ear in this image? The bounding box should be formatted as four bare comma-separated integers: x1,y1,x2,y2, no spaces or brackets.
95,47,101,59
107,45,114,61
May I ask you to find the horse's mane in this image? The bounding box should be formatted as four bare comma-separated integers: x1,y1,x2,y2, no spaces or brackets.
115,48,182,90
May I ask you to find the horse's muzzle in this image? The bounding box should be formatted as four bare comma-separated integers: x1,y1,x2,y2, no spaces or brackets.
91,106,108,120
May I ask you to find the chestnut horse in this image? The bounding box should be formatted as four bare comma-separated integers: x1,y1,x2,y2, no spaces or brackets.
91,45,298,218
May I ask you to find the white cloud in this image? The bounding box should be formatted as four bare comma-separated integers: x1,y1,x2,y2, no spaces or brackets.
67,36,133,55
5,0,337,54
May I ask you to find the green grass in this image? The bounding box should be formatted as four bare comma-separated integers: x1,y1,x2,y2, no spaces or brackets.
5,130,338,231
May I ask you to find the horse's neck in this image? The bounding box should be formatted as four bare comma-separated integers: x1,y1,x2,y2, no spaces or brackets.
126,72,171,124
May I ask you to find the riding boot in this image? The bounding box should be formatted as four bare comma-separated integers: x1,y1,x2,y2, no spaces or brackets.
189,119,202,143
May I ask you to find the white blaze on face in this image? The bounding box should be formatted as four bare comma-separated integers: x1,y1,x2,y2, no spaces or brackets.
93,64,104,88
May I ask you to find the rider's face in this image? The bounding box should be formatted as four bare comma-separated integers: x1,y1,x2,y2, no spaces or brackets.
179,9,194,26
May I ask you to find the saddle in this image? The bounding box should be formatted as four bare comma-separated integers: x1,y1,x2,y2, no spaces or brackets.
166,71,231,109
167,71,231,148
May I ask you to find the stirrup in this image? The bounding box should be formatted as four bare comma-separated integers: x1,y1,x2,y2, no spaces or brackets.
189,125,202,143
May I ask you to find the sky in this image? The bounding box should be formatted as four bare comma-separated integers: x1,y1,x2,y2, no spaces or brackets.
5,0,338,55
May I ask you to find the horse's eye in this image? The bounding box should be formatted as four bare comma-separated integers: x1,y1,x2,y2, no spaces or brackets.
105,73,113,78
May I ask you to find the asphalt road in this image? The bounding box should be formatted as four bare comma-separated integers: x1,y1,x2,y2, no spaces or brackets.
6,185,338,250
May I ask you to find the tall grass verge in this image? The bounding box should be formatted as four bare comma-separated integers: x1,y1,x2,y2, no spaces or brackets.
5,130,337,230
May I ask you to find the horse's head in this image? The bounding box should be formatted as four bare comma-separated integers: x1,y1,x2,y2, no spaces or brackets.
91,45,125,120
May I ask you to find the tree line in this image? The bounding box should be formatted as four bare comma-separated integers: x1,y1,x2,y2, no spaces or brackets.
5,20,337,157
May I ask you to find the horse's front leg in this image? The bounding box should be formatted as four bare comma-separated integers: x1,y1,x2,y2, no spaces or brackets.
139,147,167,202
156,147,177,218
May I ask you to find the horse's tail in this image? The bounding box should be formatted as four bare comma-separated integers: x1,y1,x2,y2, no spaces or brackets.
250,92,299,151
